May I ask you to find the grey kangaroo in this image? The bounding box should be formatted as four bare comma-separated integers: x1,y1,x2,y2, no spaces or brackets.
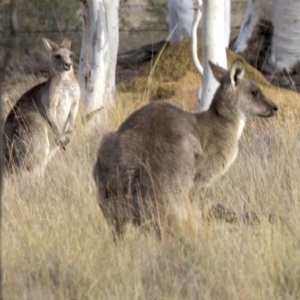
3,37,80,175
93,59,278,236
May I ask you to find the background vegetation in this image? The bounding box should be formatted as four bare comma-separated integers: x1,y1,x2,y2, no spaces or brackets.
0,0,168,74
2,0,300,299
3,40,300,298
0,0,247,74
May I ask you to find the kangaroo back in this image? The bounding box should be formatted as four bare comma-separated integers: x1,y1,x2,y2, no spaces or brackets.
94,102,202,235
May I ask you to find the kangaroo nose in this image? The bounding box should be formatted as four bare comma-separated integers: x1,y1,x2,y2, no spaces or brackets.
64,63,71,71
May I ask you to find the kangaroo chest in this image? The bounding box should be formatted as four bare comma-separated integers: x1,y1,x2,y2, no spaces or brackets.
220,145,238,176
52,80,79,126
195,143,238,185
194,121,243,188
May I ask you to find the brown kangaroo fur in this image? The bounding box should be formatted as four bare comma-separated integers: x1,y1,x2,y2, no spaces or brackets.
3,37,80,175
93,59,278,236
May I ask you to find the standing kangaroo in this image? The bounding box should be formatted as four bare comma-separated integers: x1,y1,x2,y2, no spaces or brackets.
3,37,80,175
93,59,278,235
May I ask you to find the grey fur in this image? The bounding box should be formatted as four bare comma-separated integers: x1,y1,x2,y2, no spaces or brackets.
93,59,278,235
3,37,80,175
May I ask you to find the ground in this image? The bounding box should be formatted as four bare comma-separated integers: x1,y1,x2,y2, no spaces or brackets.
2,37,300,299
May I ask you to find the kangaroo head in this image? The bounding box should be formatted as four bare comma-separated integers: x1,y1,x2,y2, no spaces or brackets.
42,37,73,75
209,59,278,119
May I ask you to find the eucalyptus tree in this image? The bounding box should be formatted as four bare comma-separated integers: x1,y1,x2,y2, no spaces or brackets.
79,0,119,116
233,0,300,74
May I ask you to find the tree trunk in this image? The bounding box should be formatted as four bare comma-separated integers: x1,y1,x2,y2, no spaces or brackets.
79,0,119,115
269,0,300,73
168,0,194,44
224,0,231,47
199,0,227,112
232,0,274,54
232,0,300,74
191,0,203,77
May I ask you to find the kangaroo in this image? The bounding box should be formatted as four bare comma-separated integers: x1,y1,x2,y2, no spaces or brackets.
93,59,278,236
3,37,80,175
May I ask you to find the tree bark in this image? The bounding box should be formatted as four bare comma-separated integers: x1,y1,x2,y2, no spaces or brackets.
168,0,194,44
191,0,203,77
269,0,300,73
224,0,231,47
232,0,274,54
232,0,300,74
79,0,119,115
199,0,227,112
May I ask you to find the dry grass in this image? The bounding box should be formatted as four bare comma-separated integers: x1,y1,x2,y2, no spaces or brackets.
3,65,300,299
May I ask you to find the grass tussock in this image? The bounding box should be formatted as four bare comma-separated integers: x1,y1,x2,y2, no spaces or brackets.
3,67,300,300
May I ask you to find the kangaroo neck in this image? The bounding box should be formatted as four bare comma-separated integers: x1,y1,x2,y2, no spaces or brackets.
193,106,245,188
211,97,246,133
47,70,73,90
196,106,246,143
46,75,61,93
48,68,74,82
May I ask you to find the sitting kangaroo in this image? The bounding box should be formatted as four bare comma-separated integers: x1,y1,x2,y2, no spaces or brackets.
93,59,278,236
3,37,80,175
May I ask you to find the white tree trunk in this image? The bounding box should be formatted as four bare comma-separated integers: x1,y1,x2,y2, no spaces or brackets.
168,0,194,44
232,0,274,53
106,1,119,95
79,0,92,109
79,0,119,115
233,0,300,74
269,0,300,72
199,0,227,112
224,0,231,47
191,0,203,76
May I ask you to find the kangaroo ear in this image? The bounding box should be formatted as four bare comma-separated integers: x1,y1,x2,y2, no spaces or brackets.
229,59,245,87
42,38,58,52
209,61,228,83
60,37,71,50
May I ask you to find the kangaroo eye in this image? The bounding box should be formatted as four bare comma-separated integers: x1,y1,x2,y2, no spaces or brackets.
69,54,73,59
55,54,61,59
252,90,259,97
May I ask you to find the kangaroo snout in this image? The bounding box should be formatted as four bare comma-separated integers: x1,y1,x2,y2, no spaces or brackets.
63,62,72,71
269,104,278,116
260,100,278,118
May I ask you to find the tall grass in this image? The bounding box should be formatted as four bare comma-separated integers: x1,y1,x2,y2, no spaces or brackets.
3,79,300,300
